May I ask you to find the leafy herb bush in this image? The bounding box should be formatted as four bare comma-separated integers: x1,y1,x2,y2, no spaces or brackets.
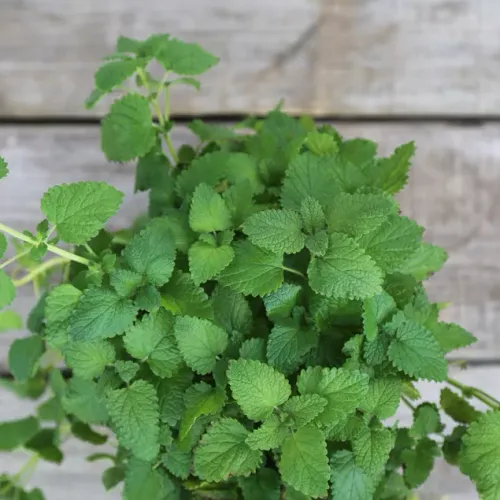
0,33,499,500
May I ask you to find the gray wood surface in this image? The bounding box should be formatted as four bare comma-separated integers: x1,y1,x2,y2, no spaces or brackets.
1,123,499,364
1,365,495,500
1,0,499,117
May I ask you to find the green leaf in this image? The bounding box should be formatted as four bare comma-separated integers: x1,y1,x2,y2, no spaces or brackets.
161,271,213,319
102,466,125,491
107,380,159,462
95,59,139,92
0,269,16,308
188,120,238,141
443,426,467,467
279,426,329,498
263,283,301,320
402,437,440,488
71,422,107,445
124,458,165,500
179,382,225,441
158,367,194,426
62,377,108,425
359,378,401,420
410,403,444,438
352,425,395,477
355,215,423,272
266,322,317,373
124,309,182,378
300,197,326,234
188,241,234,284
174,316,228,374
308,232,383,300
194,418,262,482
41,181,123,244
340,138,377,168
440,388,480,424
227,359,291,421
281,153,341,211
282,394,328,427
387,315,447,381
0,310,22,332
135,284,161,312
155,38,219,75
245,415,289,451
0,232,6,258
162,445,191,479
212,285,252,337
219,240,283,297
239,338,266,362
0,416,40,451
109,269,143,297
123,219,176,287
64,340,115,380
326,192,396,238
243,209,305,254
305,131,339,157
0,156,8,179
372,141,415,194
8,336,45,382
45,284,82,323
397,242,447,279
429,321,477,353
115,360,139,384
189,183,232,233
69,288,138,341
305,231,329,256
239,468,281,500
330,450,375,500
297,366,369,424
101,93,156,162
362,291,396,341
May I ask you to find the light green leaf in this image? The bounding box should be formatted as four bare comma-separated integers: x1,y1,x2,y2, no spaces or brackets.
0,232,6,258
300,197,326,234
362,291,396,341
189,183,232,233
297,366,369,424
188,241,234,284
107,380,159,462
305,231,329,256
45,284,82,323
243,209,305,254
8,336,45,382
308,232,383,300
239,468,281,500
340,138,377,168
41,181,123,244
0,417,40,451
388,316,447,381
194,418,262,481
263,283,301,320
95,59,139,92
115,360,139,384
174,316,228,374
69,288,138,341
0,310,22,332
219,241,284,297
279,426,330,498
212,285,252,337
188,120,238,141
267,322,317,373
62,377,108,425
0,156,8,179
179,382,225,441
355,215,423,272
330,450,375,500
101,93,156,162
239,338,266,362
305,131,339,157
429,321,477,353
123,219,176,286
352,425,395,476
110,269,143,297
245,414,289,451
162,445,191,479
397,242,448,279
124,309,182,378
227,359,291,421
282,394,328,427
359,378,401,419
0,269,16,308
372,141,415,194
64,340,115,380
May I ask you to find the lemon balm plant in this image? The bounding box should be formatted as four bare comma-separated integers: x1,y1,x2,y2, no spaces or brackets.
0,33,499,500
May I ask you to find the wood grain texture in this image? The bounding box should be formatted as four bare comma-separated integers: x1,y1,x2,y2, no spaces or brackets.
0,122,499,366
1,0,499,117
1,365,496,499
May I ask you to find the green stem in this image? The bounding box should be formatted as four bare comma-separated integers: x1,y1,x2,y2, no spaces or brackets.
447,377,500,409
401,395,416,412
281,266,306,279
13,257,68,287
0,249,31,270
0,222,90,266
84,243,97,257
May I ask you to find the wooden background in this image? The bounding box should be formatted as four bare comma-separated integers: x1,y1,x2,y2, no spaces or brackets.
1,1,499,498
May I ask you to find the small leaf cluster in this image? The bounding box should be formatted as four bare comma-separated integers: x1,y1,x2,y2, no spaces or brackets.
0,33,498,500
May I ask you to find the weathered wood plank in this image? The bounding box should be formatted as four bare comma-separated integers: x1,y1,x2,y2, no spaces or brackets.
1,365,496,499
0,123,499,366
0,0,499,117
